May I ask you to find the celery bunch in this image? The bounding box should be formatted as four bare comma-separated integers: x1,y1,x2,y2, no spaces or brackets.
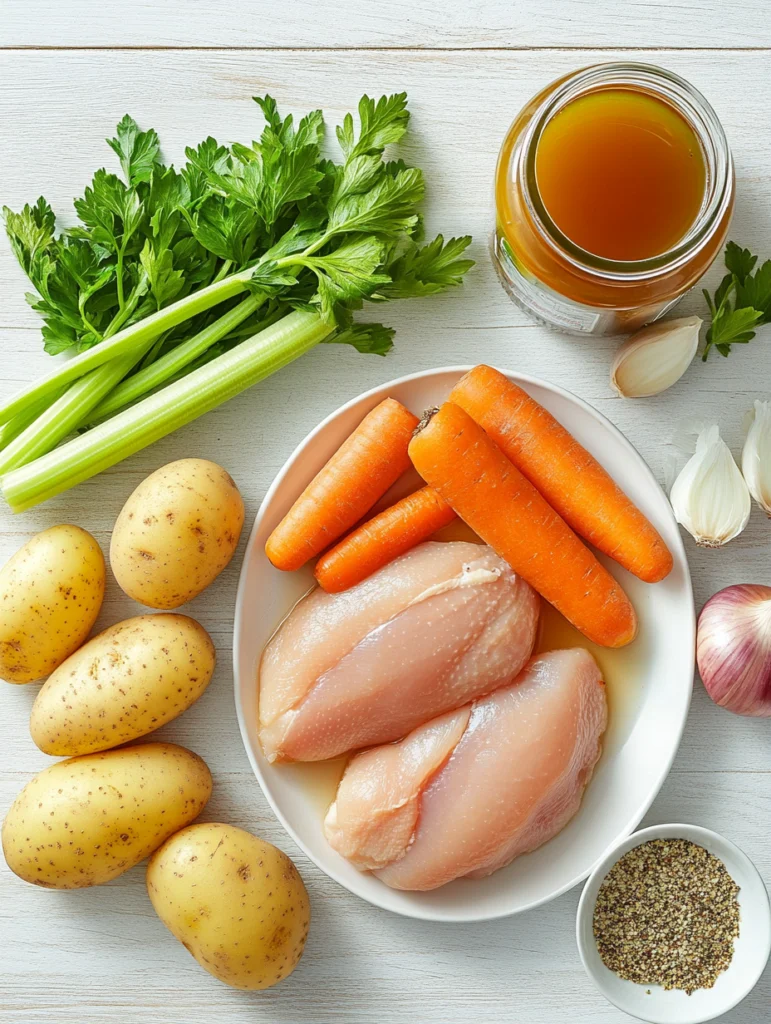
0,93,473,512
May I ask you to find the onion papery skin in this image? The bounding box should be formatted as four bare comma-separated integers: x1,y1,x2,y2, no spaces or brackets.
697,584,771,716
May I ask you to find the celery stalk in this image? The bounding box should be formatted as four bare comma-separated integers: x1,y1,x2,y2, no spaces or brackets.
83,293,263,427
0,390,66,452
0,338,157,475
2,310,334,512
0,269,252,426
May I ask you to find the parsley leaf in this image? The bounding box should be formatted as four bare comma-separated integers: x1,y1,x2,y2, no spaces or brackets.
724,241,757,284
702,241,771,359
705,302,762,358
736,259,771,321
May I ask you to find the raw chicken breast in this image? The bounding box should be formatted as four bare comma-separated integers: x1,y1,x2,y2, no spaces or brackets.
259,541,539,762
325,649,607,890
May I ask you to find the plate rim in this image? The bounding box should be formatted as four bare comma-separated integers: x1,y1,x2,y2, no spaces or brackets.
232,364,695,922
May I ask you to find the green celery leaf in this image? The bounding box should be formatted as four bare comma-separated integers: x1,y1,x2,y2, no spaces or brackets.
139,240,185,309
305,235,390,321
336,93,409,160
184,138,233,194
252,143,325,229
147,166,191,218
724,241,757,284
325,321,395,356
41,321,79,355
73,169,143,252
170,237,217,288
192,196,260,264
261,221,321,262
3,198,56,275
380,234,474,298
253,96,325,151
327,167,424,237
247,261,299,295
107,115,161,186
331,154,385,207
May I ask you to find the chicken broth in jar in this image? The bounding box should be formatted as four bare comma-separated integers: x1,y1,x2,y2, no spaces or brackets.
493,63,734,336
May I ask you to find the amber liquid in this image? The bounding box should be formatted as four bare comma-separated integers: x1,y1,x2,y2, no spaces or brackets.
534,89,706,261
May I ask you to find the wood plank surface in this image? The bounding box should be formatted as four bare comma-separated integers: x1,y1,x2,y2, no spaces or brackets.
1,32,770,1024
2,0,771,49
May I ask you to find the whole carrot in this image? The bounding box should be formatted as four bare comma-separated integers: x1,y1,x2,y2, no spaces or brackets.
315,485,456,592
409,402,637,648
449,365,672,583
266,398,419,572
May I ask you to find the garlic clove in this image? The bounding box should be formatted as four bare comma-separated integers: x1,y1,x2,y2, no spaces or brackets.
611,316,702,398
741,399,771,516
670,423,751,547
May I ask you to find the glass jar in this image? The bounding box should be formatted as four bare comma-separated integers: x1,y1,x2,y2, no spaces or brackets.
493,63,734,336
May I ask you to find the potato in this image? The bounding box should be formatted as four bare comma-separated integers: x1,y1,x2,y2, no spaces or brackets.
0,524,105,684
1,742,211,888
147,823,310,990
30,614,216,756
110,459,244,609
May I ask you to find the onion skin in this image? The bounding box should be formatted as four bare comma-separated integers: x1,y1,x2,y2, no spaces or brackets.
697,584,771,716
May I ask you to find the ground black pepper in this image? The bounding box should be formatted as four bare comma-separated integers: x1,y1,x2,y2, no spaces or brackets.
593,838,740,995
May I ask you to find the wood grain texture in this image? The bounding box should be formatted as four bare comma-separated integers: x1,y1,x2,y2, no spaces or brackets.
1,34,771,1024
2,0,771,48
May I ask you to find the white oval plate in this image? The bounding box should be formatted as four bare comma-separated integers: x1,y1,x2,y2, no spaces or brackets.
233,366,694,922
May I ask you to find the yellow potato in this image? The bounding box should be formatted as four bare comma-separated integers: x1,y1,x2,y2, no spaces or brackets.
110,459,245,609
30,614,216,756
1,742,211,889
0,524,105,684
147,823,310,990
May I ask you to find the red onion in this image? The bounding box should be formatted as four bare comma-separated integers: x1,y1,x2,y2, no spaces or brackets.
697,584,771,716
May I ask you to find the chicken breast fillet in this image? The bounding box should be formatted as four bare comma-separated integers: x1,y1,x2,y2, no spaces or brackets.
325,649,607,890
259,541,539,762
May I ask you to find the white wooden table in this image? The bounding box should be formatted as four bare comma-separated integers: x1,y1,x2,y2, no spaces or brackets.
2,4,771,1022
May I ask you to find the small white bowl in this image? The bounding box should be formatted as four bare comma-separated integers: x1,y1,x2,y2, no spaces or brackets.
576,823,771,1024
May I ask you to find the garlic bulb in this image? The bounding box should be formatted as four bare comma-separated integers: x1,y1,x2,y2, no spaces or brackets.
611,316,702,398
670,424,751,547
742,400,771,515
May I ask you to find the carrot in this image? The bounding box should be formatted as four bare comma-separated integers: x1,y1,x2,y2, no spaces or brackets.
449,364,672,583
315,485,456,592
408,402,637,648
266,397,420,571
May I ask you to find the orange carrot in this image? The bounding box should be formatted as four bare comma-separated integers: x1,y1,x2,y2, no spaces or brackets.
266,397,420,571
315,485,456,592
409,402,637,648
449,364,672,583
